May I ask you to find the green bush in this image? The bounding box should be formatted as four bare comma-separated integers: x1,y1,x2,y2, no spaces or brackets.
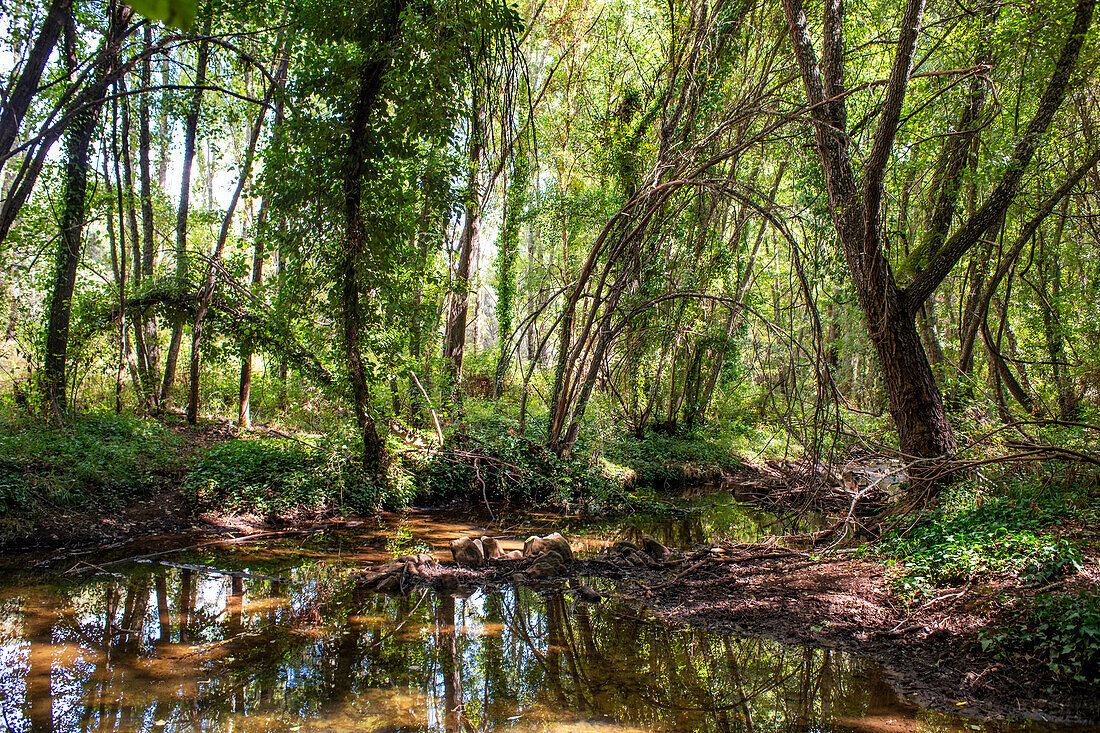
877,479,1091,597
599,426,741,487
183,438,394,517
980,593,1100,684
0,413,175,517
412,416,627,512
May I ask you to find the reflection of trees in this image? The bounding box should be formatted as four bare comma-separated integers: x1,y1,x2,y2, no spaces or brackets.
435,593,464,733
464,588,904,733
608,496,810,550
24,592,55,733
6,558,918,733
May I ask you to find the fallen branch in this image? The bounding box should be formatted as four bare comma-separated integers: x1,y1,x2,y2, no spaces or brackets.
154,560,298,584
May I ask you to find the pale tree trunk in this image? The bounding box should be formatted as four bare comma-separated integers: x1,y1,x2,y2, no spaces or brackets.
136,24,161,408
162,12,212,405
188,55,279,424
443,85,484,400
238,43,289,428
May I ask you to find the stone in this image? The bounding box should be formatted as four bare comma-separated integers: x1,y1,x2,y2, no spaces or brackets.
641,535,671,563
450,536,485,568
359,571,386,590
503,550,524,561
526,550,567,579
481,536,505,560
375,575,403,594
572,583,602,603
611,540,655,568
523,532,574,562
612,540,640,554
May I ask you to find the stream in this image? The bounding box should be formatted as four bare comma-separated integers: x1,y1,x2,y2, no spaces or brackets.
0,494,1082,732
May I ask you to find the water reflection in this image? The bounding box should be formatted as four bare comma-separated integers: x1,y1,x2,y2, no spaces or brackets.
0,550,1034,733
561,492,824,556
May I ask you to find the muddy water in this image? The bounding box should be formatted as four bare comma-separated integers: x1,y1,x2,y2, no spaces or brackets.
0,499,1072,733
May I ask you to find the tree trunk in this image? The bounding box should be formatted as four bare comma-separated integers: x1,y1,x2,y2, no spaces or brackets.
188,66,274,424
443,86,484,399
868,302,958,463
137,24,161,407
339,0,409,471
492,139,529,401
238,44,289,428
0,0,71,164
162,13,212,405
780,0,1094,489
1039,220,1078,420
156,44,172,189
42,6,129,416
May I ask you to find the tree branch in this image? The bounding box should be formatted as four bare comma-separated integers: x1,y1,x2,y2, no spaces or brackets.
903,0,1096,310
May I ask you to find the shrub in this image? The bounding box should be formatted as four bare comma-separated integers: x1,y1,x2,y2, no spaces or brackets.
980,593,1100,684
183,437,398,517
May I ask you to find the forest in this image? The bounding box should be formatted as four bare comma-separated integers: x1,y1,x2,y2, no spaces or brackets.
1,0,1099,729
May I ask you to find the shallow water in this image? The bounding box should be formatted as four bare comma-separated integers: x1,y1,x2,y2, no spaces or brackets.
0,498,1078,733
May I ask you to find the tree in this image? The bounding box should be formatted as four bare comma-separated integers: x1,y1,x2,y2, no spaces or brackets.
42,3,134,416
779,0,1097,484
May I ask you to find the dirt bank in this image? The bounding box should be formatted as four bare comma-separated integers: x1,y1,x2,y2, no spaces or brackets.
359,537,1099,726
616,544,1099,725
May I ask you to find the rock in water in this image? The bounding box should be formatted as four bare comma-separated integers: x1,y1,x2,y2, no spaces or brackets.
526,550,567,578
641,535,671,562
572,582,602,603
375,575,404,594
450,536,485,568
523,532,574,562
481,536,505,560
611,540,656,568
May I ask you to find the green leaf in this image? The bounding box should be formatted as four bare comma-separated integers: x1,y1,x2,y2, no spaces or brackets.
127,0,197,28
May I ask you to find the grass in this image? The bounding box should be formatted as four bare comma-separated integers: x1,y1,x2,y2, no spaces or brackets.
873,469,1100,684
0,412,178,535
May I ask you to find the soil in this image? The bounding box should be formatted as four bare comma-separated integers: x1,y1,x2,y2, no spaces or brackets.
625,545,1100,726
362,538,1100,726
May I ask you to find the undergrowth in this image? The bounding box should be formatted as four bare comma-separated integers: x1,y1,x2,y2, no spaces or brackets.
422,398,744,512
980,593,1100,684
876,477,1093,599
0,413,176,529
876,472,1099,683
183,436,409,517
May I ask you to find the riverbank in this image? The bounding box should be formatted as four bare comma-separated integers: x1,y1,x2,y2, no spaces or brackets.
0,410,750,550
632,543,1100,724
343,518,1099,724
3,412,1098,725
5,498,1099,725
